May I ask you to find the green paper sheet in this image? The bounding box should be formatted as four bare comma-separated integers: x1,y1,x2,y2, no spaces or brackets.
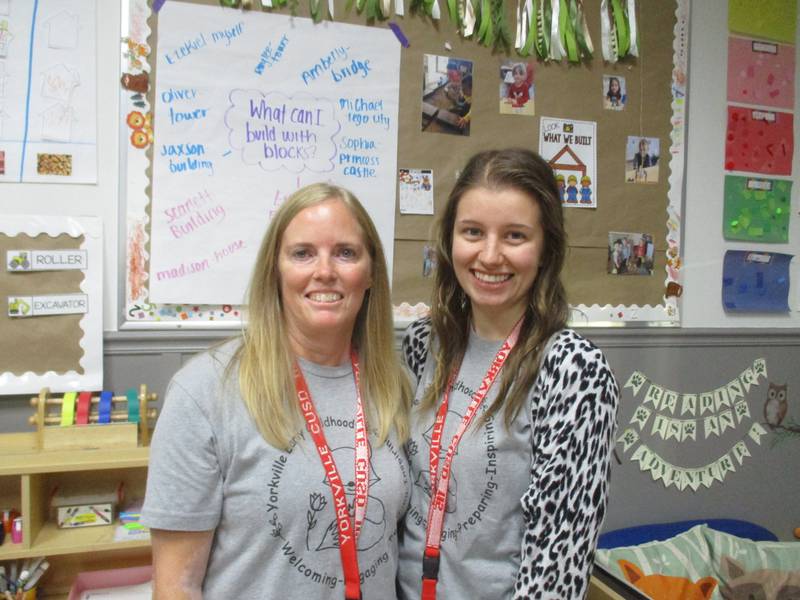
729,0,798,44
723,176,791,243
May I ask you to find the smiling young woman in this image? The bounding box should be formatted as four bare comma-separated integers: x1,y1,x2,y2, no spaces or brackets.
398,149,619,600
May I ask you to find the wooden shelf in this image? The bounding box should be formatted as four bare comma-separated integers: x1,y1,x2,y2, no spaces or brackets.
32,521,150,557
0,441,149,476
0,437,152,593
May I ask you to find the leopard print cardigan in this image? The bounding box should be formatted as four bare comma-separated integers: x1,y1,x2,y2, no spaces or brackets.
401,318,619,600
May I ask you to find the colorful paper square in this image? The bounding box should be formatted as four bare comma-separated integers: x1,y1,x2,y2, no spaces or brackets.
727,37,795,109
722,250,792,312
729,0,797,44
723,176,792,242
724,107,794,175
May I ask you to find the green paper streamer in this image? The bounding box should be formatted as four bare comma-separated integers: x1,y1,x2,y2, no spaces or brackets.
491,0,509,50
520,0,538,56
562,0,578,61
611,0,629,56
448,0,459,25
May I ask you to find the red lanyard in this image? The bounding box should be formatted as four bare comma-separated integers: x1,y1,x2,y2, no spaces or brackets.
421,320,523,600
295,349,370,600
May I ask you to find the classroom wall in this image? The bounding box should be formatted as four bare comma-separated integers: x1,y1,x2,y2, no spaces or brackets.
682,0,800,326
1,1,799,541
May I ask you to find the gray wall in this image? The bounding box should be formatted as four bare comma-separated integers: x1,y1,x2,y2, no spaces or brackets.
2,329,799,540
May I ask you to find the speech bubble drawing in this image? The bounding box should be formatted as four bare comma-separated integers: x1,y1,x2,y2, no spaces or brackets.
225,89,340,173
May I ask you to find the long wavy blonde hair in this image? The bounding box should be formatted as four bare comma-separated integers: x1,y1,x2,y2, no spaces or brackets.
422,149,569,427
233,183,410,449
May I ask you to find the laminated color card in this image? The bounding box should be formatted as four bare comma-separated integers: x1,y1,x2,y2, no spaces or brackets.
728,0,797,44
0,215,102,393
723,175,791,242
724,106,794,175
722,250,792,313
727,37,795,110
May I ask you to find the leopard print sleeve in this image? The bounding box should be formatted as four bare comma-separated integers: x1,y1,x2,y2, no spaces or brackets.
514,330,619,600
401,317,432,388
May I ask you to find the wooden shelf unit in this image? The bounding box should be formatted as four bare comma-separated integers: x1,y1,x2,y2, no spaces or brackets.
0,433,152,597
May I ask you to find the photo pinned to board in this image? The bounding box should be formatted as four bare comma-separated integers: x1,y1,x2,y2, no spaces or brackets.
538,117,597,208
608,231,655,276
421,54,473,136
625,136,660,184
422,244,437,278
499,60,534,116
602,75,627,110
398,168,434,215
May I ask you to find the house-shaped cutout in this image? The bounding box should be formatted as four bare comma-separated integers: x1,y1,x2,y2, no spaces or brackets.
40,63,80,102
43,10,79,50
548,144,587,177
40,102,76,141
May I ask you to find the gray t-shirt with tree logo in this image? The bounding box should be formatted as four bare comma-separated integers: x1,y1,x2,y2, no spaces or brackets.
142,340,411,599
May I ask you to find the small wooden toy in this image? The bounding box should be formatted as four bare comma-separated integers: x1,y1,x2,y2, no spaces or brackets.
28,385,158,451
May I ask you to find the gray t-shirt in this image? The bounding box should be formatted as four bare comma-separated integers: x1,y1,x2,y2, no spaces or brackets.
398,330,531,600
398,320,619,600
142,340,411,599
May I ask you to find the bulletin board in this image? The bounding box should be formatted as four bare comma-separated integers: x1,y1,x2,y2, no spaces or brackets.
0,215,103,393
120,0,687,328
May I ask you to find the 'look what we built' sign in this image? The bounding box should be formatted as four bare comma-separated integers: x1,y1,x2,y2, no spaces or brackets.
149,3,400,305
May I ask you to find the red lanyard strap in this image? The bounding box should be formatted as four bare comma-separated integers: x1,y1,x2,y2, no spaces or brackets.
421,320,523,600
295,349,370,600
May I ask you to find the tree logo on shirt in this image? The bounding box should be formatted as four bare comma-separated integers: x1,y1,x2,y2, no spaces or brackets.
305,445,387,553
410,409,463,514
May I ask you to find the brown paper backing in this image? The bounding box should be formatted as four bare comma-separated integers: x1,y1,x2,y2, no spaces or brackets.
146,0,677,310
0,234,85,375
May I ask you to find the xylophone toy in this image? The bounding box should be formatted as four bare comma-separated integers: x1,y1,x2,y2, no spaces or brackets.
28,386,158,451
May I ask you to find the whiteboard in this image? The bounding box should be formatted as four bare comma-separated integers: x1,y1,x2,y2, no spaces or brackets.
147,2,400,306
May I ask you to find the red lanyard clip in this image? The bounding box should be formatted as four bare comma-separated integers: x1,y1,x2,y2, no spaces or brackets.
421,546,441,599
422,546,441,581
421,547,440,600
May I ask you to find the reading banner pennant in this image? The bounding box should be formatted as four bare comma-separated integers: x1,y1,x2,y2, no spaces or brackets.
734,399,750,423
618,359,773,493
680,393,697,416
624,371,647,395
625,433,760,493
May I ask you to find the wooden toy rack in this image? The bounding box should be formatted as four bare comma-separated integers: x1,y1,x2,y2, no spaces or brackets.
28,385,158,451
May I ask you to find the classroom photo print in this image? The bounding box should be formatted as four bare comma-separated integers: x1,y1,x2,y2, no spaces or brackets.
603,75,627,110
608,231,655,276
421,54,473,136
499,60,535,116
625,136,660,184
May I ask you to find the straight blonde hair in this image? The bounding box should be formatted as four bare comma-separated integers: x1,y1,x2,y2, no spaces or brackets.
233,183,410,450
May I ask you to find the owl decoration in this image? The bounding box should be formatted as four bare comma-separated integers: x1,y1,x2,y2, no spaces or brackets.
763,383,788,428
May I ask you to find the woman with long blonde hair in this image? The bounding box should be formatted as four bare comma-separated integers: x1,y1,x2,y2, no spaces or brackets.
143,183,411,599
